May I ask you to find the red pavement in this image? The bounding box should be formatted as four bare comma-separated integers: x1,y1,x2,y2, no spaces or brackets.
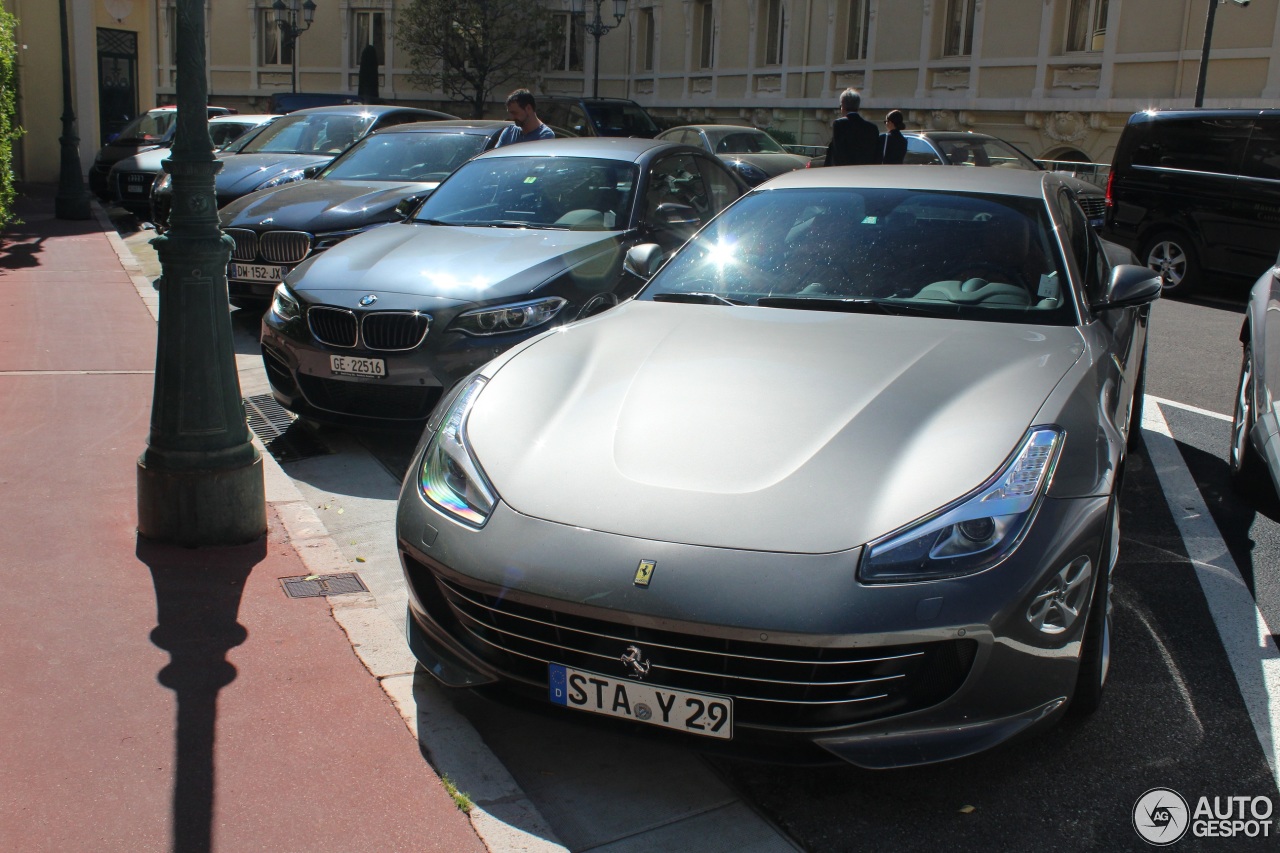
0,185,486,853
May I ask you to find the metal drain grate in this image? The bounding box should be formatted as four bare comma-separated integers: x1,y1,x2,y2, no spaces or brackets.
281,572,369,598
243,393,330,463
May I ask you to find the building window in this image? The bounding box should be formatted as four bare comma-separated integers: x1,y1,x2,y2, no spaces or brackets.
1066,0,1109,53
942,0,975,57
845,0,870,61
164,4,177,66
351,10,384,66
260,8,292,66
548,11,584,72
697,1,714,69
761,0,785,66
641,8,656,71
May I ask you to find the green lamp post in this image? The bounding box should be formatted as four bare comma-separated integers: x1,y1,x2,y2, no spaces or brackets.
55,0,90,220
137,0,265,546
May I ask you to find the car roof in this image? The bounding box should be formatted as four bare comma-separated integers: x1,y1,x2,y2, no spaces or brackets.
210,114,278,123
662,125,761,133
473,137,685,162
907,131,1007,142
284,105,453,118
757,164,1057,198
377,120,510,134
543,96,645,105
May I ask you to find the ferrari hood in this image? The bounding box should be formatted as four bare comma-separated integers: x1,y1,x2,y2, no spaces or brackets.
214,152,333,198
220,179,437,233
288,221,623,300
466,301,1086,553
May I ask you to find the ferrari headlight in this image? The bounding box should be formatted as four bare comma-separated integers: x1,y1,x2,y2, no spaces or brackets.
258,168,308,190
452,297,566,336
860,428,1065,583
270,282,301,322
418,377,496,527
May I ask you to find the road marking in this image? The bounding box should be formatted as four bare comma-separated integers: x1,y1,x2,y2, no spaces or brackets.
1142,395,1280,794
1145,394,1232,423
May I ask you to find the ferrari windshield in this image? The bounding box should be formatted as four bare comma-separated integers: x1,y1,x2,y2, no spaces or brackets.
708,128,788,155
236,112,375,155
320,132,489,182
413,156,638,231
640,187,1077,324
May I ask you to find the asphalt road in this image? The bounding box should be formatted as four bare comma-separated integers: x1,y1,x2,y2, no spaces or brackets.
121,211,1280,850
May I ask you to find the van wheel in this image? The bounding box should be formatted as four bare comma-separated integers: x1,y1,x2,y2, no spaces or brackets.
1141,233,1199,297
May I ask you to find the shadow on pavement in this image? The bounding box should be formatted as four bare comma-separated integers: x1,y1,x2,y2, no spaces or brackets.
137,534,265,853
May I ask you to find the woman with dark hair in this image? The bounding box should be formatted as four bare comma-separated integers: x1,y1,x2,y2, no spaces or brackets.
879,110,907,165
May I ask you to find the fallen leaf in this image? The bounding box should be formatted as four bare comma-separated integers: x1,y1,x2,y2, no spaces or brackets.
958,805,976,815
355,556,366,563
303,574,320,581
337,507,344,514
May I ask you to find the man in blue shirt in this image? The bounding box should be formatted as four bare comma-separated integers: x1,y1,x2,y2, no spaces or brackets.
495,89,556,147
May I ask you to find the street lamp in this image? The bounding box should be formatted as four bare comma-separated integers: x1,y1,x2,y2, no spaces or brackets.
273,0,317,94
1195,0,1251,108
573,0,627,99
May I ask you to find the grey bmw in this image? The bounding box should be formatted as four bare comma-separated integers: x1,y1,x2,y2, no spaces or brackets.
395,166,1161,767
261,138,746,423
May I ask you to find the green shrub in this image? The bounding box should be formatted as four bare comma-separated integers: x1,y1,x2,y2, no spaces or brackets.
0,9,22,228
765,127,797,146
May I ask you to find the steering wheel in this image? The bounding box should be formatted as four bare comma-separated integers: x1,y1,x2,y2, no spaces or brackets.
949,262,1022,286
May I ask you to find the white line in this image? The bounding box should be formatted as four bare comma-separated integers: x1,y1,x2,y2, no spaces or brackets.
1141,395,1280,794
1144,394,1232,423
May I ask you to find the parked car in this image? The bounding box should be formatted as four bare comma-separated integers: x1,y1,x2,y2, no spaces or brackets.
538,97,661,139
655,124,812,187
267,92,363,113
1103,109,1280,297
394,166,1161,767
1231,252,1280,503
220,120,533,306
88,105,235,200
150,104,456,228
260,137,748,423
106,114,279,219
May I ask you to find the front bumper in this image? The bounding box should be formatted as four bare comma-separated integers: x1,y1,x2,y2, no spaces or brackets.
397,491,1111,768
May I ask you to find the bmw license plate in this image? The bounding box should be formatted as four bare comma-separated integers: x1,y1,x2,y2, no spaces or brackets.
228,262,286,282
330,355,385,378
548,663,732,739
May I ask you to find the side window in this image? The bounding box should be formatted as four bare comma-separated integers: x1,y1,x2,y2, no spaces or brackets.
542,102,569,130
1055,189,1106,306
1129,118,1250,175
644,153,712,230
904,137,943,166
695,155,743,214
567,105,590,136
1242,120,1280,182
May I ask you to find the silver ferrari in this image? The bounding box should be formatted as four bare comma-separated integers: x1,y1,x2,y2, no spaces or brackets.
1231,254,1280,502
396,166,1162,767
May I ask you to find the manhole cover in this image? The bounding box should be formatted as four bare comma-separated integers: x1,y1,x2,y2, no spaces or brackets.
281,572,368,598
244,393,330,463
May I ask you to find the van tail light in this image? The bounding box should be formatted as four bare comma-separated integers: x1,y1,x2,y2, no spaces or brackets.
1104,169,1115,208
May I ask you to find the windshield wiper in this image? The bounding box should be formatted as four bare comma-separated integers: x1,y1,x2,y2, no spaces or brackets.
486,220,534,229
416,219,458,226
652,292,745,306
755,296,933,316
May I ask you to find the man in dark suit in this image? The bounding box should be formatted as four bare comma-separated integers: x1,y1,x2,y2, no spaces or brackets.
824,88,880,167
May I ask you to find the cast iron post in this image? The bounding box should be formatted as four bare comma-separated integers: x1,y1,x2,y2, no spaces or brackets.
137,0,265,546
55,0,90,220
576,0,627,99
1194,0,1219,108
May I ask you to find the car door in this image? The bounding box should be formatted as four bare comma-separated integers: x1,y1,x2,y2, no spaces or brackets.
1231,118,1280,278
904,137,944,165
640,151,723,253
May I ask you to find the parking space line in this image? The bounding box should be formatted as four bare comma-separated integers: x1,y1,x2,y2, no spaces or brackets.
1141,396,1280,794
1145,394,1232,423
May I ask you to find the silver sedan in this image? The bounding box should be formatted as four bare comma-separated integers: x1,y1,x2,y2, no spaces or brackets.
1231,256,1280,503
396,166,1161,767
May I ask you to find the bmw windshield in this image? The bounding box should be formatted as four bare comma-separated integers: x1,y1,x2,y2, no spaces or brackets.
413,156,639,231
639,187,1078,324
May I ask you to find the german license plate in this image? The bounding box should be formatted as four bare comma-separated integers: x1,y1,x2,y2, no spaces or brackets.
548,663,732,739
330,355,385,378
228,262,286,282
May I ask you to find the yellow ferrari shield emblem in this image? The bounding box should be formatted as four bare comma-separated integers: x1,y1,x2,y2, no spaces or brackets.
634,560,656,587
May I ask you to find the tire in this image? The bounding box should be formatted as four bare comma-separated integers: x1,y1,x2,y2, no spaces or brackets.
1141,232,1199,297
1070,493,1117,717
1230,340,1272,498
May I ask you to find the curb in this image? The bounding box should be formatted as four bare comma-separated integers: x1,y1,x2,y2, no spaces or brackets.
95,203,567,853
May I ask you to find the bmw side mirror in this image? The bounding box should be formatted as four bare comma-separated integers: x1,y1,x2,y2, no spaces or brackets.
624,243,665,279
1094,264,1162,311
303,164,325,179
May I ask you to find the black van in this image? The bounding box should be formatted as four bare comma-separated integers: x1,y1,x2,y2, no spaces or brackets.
1103,109,1280,296
538,97,661,139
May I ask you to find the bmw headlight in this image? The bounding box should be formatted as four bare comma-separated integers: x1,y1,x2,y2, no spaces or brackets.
733,162,770,185
257,168,308,190
860,428,1065,583
451,297,566,336
270,282,301,322
418,377,497,527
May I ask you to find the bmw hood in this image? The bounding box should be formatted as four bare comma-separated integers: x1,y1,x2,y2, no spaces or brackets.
287,221,623,301
214,152,333,198
466,301,1086,553
220,179,437,233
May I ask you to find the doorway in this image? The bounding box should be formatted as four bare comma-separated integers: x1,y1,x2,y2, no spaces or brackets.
97,28,138,146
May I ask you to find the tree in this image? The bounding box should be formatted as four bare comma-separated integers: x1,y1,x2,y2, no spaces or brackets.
0,8,23,228
397,0,555,118
357,44,380,104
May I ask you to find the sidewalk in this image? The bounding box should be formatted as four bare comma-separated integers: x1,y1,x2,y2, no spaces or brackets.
0,184,489,853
